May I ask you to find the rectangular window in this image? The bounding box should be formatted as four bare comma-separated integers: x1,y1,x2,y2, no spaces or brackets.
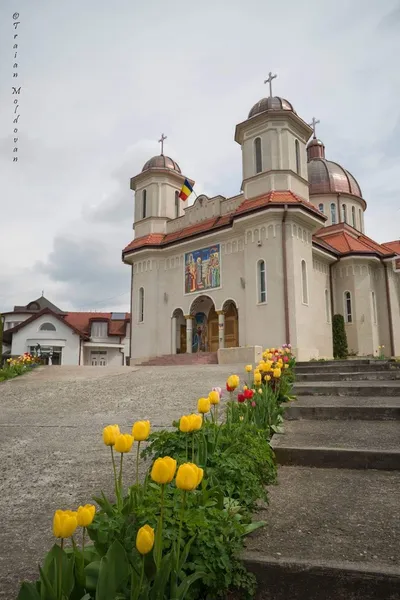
258,260,266,303
91,322,108,338
371,291,377,324
344,291,352,323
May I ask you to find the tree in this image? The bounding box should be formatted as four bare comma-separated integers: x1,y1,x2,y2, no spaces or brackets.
332,314,348,359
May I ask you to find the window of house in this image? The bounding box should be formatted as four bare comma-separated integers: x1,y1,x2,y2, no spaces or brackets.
142,189,147,219
325,289,331,323
6,321,22,329
371,291,377,324
295,139,301,175
175,191,179,218
91,322,108,337
254,137,262,174
342,204,347,223
344,291,352,323
318,203,324,214
257,260,266,303
139,287,144,322
330,203,337,224
301,260,308,305
39,322,56,331
352,206,356,228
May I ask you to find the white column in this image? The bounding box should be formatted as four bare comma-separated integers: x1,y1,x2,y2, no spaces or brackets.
171,317,177,354
185,316,193,354
217,311,225,349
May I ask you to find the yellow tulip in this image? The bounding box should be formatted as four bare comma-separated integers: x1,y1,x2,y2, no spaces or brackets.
77,504,96,527
151,456,177,484
208,390,220,405
132,420,150,441
179,415,191,433
254,372,262,385
53,509,78,539
284,364,289,369
266,375,271,381
175,463,204,491
245,364,252,373
136,524,155,555
188,414,202,431
102,424,120,447
258,388,263,394
273,368,282,378
114,433,134,453
227,375,239,390
197,397,211,414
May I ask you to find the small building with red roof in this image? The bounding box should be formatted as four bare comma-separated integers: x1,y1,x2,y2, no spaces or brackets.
122,84,399,362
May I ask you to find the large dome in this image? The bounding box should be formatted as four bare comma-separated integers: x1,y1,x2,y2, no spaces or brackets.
248,96,295,119
142,155,181,173
307,138,362,198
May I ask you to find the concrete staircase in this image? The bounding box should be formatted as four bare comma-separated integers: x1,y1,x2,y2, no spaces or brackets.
245,359,400,600
136,352,218,366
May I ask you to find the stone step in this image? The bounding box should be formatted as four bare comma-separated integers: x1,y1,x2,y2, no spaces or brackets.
244,466,400,600
285,396,400,421
294,380,400,397
271,420,400,470
295,362,400,374
296,370,400,382
137,352,218,366
295,359,377,367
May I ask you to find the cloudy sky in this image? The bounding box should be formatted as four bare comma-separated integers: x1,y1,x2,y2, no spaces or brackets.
0,0,399,313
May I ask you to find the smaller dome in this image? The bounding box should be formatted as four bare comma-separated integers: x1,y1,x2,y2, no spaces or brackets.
248,96,295,119
308,158,362,198
142,155,181,173
307,137,326,161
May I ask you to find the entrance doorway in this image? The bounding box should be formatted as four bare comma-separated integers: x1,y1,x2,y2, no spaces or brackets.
223,301,239,348
207,307,219,352
91,351,107,366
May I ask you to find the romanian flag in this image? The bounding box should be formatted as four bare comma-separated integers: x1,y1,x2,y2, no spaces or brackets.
178,178,194,201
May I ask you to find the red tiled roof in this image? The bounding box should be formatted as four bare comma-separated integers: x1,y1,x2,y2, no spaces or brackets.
314,223,395,257
123,191,325,256
7,308,90,339
64,312,130,337
382,240,400,254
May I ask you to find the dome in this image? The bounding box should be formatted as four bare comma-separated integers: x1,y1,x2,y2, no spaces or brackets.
248,96,295,119
308,157,362,197
142,155,181,173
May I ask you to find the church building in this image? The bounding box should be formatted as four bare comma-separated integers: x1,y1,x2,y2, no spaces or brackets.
122,76,400,362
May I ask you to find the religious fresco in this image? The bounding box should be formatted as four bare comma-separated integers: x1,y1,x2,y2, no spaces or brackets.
184,244,221,294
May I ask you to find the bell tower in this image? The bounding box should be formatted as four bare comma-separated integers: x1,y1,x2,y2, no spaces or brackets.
130,134,194,239
234,73,313,201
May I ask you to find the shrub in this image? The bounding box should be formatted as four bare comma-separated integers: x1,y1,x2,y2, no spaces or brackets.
332,314,348,359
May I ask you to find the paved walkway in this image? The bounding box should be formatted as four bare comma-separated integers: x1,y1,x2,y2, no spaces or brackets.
0,364,235,598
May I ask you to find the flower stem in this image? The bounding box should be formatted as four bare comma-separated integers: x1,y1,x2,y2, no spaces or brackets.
185,435,188,461
156,484,165,569
139,555,145,593
82,527,85,555
136,441,141,486
191,433,195,462
176,491,186,574
110,446,119,504
58,538,64,600
118,453,124,507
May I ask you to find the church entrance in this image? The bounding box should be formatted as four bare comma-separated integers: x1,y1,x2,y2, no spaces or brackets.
207,307,219,352
223,301,239,348
189,295,216,353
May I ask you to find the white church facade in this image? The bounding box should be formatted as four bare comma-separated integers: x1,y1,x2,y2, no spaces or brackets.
122,81,400,363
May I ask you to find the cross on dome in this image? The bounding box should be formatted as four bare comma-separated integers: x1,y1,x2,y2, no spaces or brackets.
309,117,320,138
264,72,277,98
158,133,167,155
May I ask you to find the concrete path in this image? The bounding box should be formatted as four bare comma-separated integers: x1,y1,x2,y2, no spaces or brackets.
0,364,236,599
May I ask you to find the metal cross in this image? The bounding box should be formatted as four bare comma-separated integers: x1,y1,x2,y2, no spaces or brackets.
309,117,320,138
264,72,277,97
158,133,167,155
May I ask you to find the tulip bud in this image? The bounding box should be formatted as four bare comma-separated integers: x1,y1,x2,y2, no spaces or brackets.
136,524,155,555
188,414,202,431
273,368,282,378
151,456,177,484
132,420,151,441
179,415,191,432
208,390,220,405
197,397,211,414
245,364,252,373
102,424,120,447
175,463,204,491
114,433,134,453
53,509,78,539
227,375,239,390
77,504,96,527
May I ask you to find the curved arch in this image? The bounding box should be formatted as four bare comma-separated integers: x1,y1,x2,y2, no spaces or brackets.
39,322,56,332
171,307,185,319
220,298,239,312
189,294,215,316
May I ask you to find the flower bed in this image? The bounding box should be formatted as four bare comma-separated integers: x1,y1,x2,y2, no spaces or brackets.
0,353,39,382
18,345,295,600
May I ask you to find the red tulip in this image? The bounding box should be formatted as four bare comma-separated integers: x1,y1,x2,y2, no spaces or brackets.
226,384,235,392
244,389,254,400
238,393,245,403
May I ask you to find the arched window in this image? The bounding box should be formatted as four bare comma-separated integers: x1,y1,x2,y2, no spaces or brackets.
301,260,308,305
325,289,330,323
142,190,147,219
175,191,179,218
138,287,144,323
39,322,56,331
254,138,262,174
371,291,377,324
330,203,337,224
295,139,301,175
344,291,352,323
318,203,324,214
359,209,362,232
352,206,356,228
257,260,267,303
342,204,347,223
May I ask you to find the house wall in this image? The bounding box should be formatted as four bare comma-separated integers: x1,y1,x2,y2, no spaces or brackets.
3,313,31,330
386,263,400,356
11,314,80,365
83,346,123,366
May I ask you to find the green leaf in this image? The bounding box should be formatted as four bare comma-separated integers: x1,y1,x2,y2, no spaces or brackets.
84,561,100,591
38,565,57,600
17,582,41,600
92,492,114,516
95,540,130,600
176,571,206,599
241,521,267,536
150,552,173,600
79,595,92,600
178,536,195,573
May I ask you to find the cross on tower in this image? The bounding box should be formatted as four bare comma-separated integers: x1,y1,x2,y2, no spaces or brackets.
309,117,320,138
158,133,167,155
264,72,277,97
